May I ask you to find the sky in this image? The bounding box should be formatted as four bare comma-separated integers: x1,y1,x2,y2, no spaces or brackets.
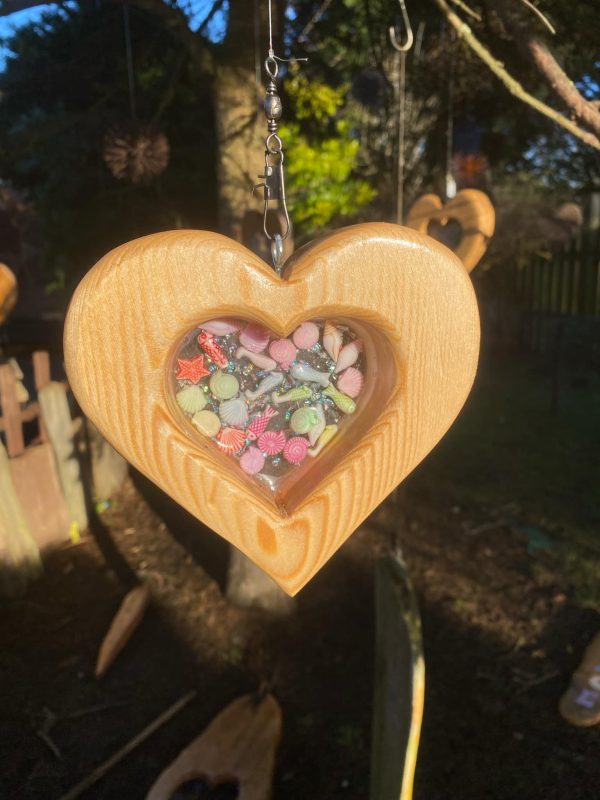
0,0,229,71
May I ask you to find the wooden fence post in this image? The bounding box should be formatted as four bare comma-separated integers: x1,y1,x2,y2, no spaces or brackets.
38,382,88,532
0,363,24,456
0,439,41,597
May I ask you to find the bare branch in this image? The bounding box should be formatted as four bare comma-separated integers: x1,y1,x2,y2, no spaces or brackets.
495,0,600,137
432,0,600,150
449,0,482,23
518,0,556,36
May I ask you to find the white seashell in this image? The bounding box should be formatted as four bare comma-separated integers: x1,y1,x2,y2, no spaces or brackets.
308,405,326,446
334,339,363,374
218,396,248,428
176,385,207,414
235,346,277,371
323,320,343,361
245,372,284,401
290,363,330,388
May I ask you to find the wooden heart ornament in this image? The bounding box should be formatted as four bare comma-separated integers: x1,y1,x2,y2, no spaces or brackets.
64,223,479,594
406,189,495,273
0,263,17,325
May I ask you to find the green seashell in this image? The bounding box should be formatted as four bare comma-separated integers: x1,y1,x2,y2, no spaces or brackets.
209,369,239,400
192,409,221,437
176,385,207,414
290,407,319,434
323,385,356,414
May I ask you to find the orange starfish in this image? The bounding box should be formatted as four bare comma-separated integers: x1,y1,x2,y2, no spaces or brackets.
176,354,210,383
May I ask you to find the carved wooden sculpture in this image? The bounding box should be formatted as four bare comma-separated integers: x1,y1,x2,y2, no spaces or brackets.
0,263,17,324
406,189,495,273
64,224,479,594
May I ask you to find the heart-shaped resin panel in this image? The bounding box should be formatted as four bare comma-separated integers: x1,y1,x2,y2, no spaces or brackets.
169,317,394,512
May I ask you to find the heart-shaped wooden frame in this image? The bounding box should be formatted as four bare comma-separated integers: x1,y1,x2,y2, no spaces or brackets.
406,189,495,273
64,223,479,594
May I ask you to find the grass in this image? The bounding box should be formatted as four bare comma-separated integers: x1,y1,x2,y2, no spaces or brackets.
421,357,600,606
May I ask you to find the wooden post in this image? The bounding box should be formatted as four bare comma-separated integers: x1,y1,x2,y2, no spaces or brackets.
370,552,425,800
38,382,88,532
0,362,24,456
0,439,41,597
33,350,51,443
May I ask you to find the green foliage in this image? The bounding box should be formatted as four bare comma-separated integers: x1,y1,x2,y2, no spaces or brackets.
279,71,375,235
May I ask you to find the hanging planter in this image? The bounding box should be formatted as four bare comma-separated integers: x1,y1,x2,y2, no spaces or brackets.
102,124,170,184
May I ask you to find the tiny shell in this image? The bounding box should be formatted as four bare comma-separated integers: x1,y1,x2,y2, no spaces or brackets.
258,430,286,455
336,367,364,398
334,339,362,374
269,338,297,368
192,410,221,437
293,321,319,349
199,318,241,336
290,407,319,435
219,396,248,428
323,320,343,361
240,322,271,353
308,404,326,446
240,446,265,475
308,424,338,457
209,370,239,400
235,346,277,371
217,427,246,454
290,362,330,388
283,436,308,464
176,385,207,414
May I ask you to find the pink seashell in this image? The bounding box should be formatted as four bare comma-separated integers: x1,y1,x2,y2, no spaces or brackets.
200,318,241,336
240,322,271,353
293,321,319,350
323,320,343,361
269,338,297,368
246,406,278,440
239,446,266,475
334,339,363,374
283,436,308,465
336,367,364,398
258,430,286,456
216,427,246,454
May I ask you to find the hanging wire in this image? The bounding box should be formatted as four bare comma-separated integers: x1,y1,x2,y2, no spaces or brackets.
122,0,137,121
390,0,414,224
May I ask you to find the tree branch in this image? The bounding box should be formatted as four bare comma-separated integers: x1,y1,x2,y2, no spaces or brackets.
495,0,600,138
432,0,600,150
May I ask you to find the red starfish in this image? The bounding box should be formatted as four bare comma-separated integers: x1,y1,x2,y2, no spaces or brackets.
176,354,210,383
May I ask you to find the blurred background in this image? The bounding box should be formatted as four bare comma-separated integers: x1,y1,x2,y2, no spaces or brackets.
0,1,599,799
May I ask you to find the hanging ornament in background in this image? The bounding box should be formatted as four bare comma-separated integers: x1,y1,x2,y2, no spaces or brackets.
406,189,495,273
0,262,17,325
102,125,169,184
102,1,169,184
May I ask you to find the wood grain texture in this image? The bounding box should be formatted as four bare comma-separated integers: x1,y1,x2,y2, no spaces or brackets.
146,693,282,800
0,263,17,325
406,189,495,272
64,223,480,595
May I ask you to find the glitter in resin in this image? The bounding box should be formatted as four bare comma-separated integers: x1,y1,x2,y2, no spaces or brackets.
171,319,365,492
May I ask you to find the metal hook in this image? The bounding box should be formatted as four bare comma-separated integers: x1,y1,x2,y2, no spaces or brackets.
389,0,414,52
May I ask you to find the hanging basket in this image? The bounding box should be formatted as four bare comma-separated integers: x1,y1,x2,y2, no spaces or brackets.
102,124,170,184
